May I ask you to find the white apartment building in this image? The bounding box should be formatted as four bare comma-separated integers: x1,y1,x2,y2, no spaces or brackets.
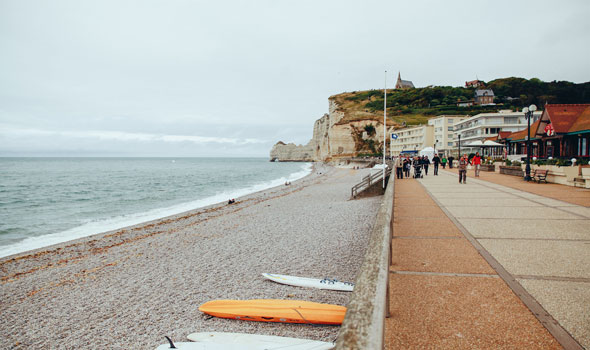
453,109,542,149
390,124,434,156
427,115,469,156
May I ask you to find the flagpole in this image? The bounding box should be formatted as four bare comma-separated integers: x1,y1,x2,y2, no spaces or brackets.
383,70,387,188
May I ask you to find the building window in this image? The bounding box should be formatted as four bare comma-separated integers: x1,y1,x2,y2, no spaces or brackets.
448,119,454,123
580,137,588,156
448,142,453,146
505,117,517,124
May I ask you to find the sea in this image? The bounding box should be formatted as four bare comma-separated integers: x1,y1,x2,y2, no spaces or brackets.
0,157,311,258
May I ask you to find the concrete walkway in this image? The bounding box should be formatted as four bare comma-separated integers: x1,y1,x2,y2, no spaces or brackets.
445,167,590,207
385,170,589,349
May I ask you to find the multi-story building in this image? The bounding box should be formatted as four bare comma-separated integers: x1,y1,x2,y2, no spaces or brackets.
453,109,542,151
390,124,434,156
427,115,469,156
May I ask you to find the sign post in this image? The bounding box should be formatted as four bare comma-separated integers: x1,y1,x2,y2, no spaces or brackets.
390,133,398,159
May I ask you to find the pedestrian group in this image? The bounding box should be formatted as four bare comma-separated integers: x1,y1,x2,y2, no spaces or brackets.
394,151,482,184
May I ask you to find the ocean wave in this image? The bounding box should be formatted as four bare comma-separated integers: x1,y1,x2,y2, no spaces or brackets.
0,162,312,258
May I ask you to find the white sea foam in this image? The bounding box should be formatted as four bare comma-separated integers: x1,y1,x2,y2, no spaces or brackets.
0,163,312,258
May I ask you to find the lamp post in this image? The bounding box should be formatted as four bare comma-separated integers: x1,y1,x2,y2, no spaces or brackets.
523,104,537,181
383,70,387,188
458,134,461,158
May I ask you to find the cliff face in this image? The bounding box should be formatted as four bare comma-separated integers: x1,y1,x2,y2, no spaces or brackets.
270,99,394,162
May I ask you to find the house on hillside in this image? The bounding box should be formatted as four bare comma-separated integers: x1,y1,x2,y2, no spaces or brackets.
465,79,484,88
395,72,415,89
474,89,495,105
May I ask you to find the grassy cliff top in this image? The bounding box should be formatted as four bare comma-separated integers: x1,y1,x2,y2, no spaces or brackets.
329,77,590,128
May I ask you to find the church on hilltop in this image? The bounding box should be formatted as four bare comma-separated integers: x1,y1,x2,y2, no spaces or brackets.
395,72,415,89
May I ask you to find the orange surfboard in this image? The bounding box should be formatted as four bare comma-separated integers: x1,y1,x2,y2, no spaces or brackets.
198,299,346,325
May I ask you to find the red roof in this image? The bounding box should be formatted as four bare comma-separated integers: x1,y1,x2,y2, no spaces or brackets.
485,132,510,142
569,106,590,133
505,119,541,141
465,79,483,87
543,104,590,134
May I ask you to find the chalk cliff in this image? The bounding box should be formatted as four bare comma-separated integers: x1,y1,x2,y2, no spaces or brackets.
270,98,395,162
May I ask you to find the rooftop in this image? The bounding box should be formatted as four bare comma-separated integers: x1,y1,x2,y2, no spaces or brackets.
543,104,590,134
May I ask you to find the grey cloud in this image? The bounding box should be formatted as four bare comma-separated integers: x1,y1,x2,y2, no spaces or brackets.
1,0,589,157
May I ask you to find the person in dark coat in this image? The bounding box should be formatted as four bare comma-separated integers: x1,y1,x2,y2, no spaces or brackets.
403,157,411,178
432,153,441,175
422,155,430,175
448,155,455,169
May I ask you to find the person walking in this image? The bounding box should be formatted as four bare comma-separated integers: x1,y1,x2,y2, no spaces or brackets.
473,152,482,177
432,153,441,175
403,157,411,178
395,156,404,179
441,155,447,169
422,155,430,175
448,155,455,169
458,154,470,184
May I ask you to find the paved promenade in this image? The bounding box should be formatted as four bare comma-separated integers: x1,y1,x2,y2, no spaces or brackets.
445,167,590,207
385,169,589,349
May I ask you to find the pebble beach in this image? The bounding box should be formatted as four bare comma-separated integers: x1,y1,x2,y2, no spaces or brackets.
0,164,381,349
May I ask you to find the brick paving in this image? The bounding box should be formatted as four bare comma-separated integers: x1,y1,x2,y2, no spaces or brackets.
385,176,566,350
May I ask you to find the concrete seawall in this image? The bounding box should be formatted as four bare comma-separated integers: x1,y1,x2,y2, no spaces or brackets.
335,175,394,349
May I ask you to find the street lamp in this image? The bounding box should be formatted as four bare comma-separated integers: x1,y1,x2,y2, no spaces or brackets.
458,134,461,158
523,104,537,181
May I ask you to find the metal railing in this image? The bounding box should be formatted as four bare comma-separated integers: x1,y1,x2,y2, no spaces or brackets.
350,165,392,199
336,173,395,349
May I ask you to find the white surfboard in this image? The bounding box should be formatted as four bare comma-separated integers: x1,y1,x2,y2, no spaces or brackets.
156,341,258,350
187,332,335,350
261,273,354,292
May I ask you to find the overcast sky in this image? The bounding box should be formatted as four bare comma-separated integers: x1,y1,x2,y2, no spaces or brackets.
1,0,589,157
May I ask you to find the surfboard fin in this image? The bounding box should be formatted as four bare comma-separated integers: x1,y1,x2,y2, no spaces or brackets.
165,336,177,349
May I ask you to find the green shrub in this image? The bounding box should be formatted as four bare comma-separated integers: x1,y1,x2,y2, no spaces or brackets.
512,160,522,167
556,158,572,167
505,159,512,166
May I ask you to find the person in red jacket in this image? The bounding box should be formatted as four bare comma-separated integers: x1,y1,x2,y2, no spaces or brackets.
472,152,482,177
